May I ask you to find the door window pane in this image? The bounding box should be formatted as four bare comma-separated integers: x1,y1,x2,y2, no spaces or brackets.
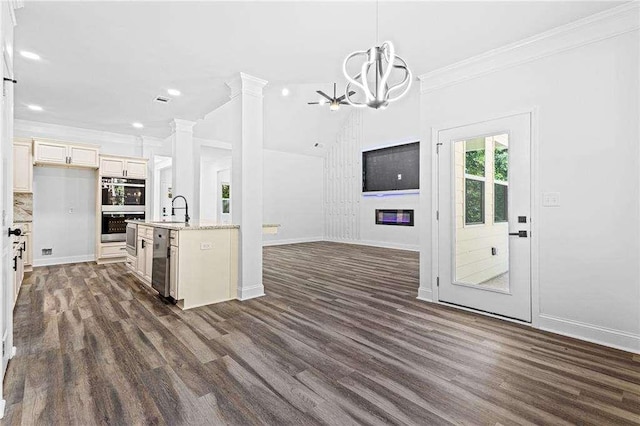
454,134,510,292
465,179,484,225
494,144,508,181
494,184,508,223
465,138,485,177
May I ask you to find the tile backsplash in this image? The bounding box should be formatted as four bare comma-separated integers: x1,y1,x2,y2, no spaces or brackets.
14,193,33,222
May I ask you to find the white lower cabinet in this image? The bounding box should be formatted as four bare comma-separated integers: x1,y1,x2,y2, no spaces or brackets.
136,235,153,285
144,238,153,282
169,245,178,299
136,237,146,279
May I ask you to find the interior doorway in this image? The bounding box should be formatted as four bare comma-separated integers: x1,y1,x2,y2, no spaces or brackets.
436,113,532,322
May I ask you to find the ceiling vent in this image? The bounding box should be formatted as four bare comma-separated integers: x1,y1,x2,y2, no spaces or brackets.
154,96,171,104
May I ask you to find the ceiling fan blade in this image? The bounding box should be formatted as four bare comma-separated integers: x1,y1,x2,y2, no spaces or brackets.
316,90,333,101
339,101,350,105
307,102,321,105
336,91,357,102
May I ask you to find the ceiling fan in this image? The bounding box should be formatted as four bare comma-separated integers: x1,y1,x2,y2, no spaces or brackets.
308,83,355,111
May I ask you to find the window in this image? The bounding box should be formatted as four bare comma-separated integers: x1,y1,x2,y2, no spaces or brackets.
464,138,485,225
465,180,485,224
494,141,508,223
221,183,230,214
494,144,508,181
494,184,508,222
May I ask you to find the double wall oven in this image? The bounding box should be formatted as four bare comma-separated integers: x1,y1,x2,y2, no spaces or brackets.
101,177,146,243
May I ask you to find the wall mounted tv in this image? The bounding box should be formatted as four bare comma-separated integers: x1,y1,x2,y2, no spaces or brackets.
362,141,419,193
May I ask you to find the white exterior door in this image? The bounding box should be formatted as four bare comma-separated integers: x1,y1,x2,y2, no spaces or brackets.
437,113,531,322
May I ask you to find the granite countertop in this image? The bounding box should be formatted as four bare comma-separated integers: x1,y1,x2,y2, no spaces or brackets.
126,219,280,231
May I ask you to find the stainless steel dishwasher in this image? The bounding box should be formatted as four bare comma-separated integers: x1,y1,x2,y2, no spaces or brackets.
151,228,171,299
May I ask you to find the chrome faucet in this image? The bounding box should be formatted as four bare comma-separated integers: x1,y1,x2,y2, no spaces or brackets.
171,195,190,224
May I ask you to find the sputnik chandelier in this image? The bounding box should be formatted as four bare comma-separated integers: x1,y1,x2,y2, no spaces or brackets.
342,1,412,110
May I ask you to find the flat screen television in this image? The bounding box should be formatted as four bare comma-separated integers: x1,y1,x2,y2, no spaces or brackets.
362,141,419,193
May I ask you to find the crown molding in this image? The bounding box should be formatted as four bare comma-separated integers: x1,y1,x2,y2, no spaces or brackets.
14,119,164,147
226,72,268,99
419,2,640,93
170,118,196,133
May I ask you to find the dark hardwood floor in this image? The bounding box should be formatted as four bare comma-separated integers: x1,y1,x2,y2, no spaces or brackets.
2,241,639,425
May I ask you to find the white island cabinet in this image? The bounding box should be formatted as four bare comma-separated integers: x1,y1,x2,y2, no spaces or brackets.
125,222,233,309
125,221,279,309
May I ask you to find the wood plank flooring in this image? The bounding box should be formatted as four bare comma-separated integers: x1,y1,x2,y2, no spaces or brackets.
2,241,639,425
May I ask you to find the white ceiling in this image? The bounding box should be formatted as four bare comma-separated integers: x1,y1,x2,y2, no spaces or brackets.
15,1,623,143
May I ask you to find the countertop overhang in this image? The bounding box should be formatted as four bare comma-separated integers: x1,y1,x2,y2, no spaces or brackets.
126,219,280,231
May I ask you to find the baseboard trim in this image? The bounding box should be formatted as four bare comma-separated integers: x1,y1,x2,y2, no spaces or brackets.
417,287,432,302
33,254,96,267
325,238,419,252
538,314,640,354
237,284,265,301
263,237,324,247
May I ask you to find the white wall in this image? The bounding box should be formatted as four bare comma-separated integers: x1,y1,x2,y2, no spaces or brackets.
419,25,640,351
159,167,172,218
325,87,421,251
263,149,324,245
32,167,96,266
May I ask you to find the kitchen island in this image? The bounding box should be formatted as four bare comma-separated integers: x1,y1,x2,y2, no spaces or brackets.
126,220,279,309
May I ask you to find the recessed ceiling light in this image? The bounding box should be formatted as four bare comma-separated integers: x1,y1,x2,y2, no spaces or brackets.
20,51,40,61
281,88,290,96
167,88,181,96
27,105,43,111
132,122,144,129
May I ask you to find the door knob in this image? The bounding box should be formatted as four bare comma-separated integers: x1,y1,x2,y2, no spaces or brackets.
8,228,22,237
509,231,528,238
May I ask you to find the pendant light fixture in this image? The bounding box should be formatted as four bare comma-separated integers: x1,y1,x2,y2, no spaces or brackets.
342,1,412,110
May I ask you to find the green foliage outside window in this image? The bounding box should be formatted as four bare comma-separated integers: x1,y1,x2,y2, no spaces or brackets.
494,184,508,223
465,149,485,177
221,184,230,214
465,179,484,224
494,145,508,182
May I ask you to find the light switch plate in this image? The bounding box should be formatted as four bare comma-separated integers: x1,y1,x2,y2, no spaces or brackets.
543,192,560,207
200,242,213,250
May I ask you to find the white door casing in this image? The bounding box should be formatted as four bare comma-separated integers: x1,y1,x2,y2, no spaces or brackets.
437,113,532,322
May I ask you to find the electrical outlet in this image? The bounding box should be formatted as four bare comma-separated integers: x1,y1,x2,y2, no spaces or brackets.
200,242,213,250
543,192,560,207
397,173,402,180
42,248,52,256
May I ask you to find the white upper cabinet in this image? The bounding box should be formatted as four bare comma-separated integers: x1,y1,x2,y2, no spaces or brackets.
33,139,99,169
13,140,33,193
69,144,99,168
125,160,147,179
100,157,126,177
100,156,147,179
34,140,67,165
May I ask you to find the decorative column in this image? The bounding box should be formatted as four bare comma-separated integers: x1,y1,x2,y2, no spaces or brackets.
226,72,268,300
170,119,200,223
